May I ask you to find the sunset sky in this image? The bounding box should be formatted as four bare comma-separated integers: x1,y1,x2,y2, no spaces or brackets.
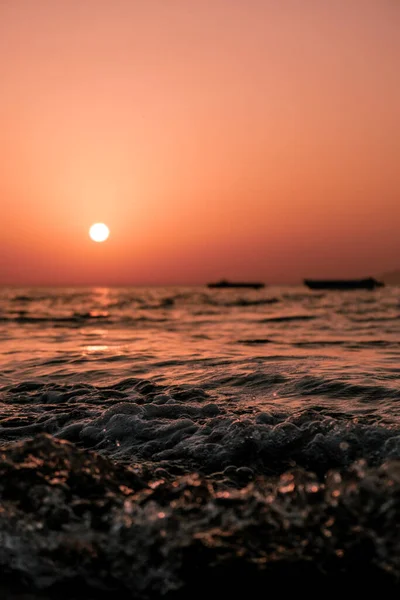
1,0,399,285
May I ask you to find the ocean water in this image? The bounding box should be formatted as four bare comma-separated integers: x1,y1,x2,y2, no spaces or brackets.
1,285,400,597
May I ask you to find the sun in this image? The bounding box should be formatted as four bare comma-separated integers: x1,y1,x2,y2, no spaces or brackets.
89,223,110,243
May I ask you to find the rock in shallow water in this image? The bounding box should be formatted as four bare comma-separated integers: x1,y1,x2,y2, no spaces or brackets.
0,434,400,598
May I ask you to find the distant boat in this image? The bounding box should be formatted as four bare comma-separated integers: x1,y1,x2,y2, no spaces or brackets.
207,279,265,290
303,277,384,290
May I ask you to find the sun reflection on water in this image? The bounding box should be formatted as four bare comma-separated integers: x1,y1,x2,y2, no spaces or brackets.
84,345,109,353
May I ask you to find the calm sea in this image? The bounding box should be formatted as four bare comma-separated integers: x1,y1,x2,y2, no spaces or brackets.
1,285,400,596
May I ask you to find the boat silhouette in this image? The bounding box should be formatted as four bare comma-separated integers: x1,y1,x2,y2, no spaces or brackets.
304,277,384,290
207,279,265,290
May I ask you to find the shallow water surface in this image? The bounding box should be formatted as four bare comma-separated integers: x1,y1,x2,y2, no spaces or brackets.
0,285,399,596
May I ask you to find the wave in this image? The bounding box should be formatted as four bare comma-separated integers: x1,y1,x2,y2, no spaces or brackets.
348,315,400,323
0,313,170,326
290,374,400,402
1,377,399,477
237,338,275,345
294,340,400,349
206,297,280,307
259,315,317,323
0,313,110,325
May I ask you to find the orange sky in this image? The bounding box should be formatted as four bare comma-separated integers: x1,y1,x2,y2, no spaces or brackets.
1,0,399,285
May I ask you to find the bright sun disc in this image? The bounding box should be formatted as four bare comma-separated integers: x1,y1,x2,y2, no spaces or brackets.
89,223,109,242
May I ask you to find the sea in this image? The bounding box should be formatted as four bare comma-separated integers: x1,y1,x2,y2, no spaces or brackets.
0,285,399,597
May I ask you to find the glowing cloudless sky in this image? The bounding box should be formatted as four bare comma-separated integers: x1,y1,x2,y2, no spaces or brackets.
1,0,399,285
